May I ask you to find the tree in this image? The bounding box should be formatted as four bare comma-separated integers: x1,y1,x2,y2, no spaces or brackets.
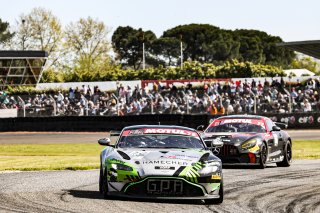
112,26,156,70
162,24,240,64
64,17,112,79
150,37,180,66
234,29,295,67
7,8,63,68
290,56,319,74
0,18,14,47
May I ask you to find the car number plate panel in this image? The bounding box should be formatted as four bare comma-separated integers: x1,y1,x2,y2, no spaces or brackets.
147,179,183,196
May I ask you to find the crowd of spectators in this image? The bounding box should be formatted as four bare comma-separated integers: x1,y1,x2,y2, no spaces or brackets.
0,77,320,117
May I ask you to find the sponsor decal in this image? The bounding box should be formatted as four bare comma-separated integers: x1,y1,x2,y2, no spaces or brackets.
212,147,220,155
174,154,198,159
160,155,197,161
147,179,183,195
122,128,198,137
155,166,175,170
131,151,146,159
222,119,252,124
270,116,277,122
280,116,296,125
211,175,221,180
144,128,198,137
298,116,314,124
211,119,266,128
164,155,176,159
129,129,144,135
142,160,188,165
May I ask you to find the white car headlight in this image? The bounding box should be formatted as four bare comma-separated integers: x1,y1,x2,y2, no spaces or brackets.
198,164,218,175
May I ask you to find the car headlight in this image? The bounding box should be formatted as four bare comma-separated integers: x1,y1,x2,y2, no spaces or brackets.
241,138,259,149
111,163,133,171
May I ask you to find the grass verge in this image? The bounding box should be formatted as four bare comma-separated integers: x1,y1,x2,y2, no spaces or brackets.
0,140,319,171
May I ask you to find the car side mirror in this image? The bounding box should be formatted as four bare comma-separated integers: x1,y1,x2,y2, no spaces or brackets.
197,125,205,131
275,122,288,129
271,126,281,131
98,138,111,146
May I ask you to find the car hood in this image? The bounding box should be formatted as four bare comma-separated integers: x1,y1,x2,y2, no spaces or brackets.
202,132,260,144
117,148,219,176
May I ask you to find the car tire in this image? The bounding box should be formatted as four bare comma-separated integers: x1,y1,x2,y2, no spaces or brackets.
206,180,224,204
276,141,292,167
99,165,103,194
258,143,267,169
101,166,111,199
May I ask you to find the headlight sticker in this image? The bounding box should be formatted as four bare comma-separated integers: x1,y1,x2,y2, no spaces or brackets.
211,175,221,180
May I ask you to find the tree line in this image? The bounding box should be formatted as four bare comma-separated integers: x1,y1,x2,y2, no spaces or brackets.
0,7,317,83
112,24,295,69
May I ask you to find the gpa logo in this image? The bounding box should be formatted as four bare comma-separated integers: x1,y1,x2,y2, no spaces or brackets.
298,116,314,124
280,116,295,124
270,116,277,122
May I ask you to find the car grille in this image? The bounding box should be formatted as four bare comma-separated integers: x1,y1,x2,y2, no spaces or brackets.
124,177,204,197
219,144,238,156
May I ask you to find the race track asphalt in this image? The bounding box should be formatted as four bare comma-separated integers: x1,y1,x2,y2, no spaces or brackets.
0,129,319,144
0,131,319,212
0,160,319,213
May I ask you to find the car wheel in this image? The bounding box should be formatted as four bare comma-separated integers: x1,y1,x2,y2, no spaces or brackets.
258,143,267,169
206,180,224,204
276,141,292,167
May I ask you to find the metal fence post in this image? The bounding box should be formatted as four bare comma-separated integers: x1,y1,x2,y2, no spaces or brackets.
214,90,222,109
151,98,154,114
81,95,89,116
185,95,189,114
249,90,257,114
17,96,25,117
49,95,56,116
112,93,119,116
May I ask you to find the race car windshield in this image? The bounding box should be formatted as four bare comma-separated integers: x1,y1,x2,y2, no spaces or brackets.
206,122,266,133
117,129,204,149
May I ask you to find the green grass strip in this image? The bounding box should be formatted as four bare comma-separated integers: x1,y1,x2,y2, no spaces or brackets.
0,140,319,171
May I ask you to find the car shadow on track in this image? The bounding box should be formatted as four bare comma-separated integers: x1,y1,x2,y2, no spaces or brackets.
66,189,216,205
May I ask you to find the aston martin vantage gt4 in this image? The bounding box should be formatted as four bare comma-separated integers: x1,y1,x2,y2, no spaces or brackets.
202,115,292,168
98,125,223,204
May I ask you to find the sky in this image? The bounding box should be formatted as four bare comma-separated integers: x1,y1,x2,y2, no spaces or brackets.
1,0,320,42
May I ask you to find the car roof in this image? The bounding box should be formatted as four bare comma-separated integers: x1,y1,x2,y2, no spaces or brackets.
122,125,196,131
217,114,266,120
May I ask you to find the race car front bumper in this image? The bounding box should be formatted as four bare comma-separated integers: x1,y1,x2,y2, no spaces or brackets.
107,176,221,199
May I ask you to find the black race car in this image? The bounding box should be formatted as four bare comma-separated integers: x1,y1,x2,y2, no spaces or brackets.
201,115,292,168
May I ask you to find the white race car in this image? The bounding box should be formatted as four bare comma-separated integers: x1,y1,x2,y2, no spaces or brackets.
98,125,223,204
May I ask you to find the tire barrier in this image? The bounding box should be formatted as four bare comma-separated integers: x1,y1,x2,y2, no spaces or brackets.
0,113,319,132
